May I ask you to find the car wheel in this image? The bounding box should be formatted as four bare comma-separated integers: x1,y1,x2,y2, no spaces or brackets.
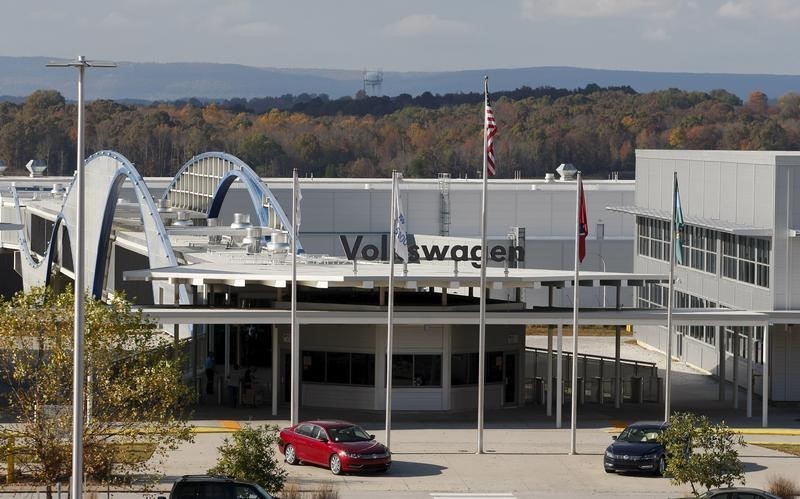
656,456,666,476
330,454,343,475
378,464,391,473
284,444,297,465
604,468,614,474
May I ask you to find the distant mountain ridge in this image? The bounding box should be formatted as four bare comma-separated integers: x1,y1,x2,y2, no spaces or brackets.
1,56,800,101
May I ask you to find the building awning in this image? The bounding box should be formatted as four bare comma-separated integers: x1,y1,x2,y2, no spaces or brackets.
136,306,774,327
123,260,668,290
607,205,772,237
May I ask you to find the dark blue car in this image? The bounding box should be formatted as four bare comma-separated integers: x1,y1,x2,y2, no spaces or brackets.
604,421,669,475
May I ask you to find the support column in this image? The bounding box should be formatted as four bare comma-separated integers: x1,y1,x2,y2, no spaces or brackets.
762,323,770,428
733,328,739,409
717,325,725,401
556,323,563,428
547,325,553,417
614,285,622,409
747,326,753,418
271,324,278,416
546,286,554,417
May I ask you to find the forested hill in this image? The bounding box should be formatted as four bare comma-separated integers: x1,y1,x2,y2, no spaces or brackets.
3,56,800,101
0,86,796,181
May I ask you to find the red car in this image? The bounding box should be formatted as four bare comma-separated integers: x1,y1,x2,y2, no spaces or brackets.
278,420,391,475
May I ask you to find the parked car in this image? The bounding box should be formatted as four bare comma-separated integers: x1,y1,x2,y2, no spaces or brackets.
157,474,274,499
278,420,391,475
603,421,669,475
696,488,781,499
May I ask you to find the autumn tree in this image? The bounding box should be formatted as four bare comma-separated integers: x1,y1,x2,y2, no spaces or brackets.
0,287,194,493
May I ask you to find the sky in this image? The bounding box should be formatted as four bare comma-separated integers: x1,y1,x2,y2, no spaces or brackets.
2,0,800,74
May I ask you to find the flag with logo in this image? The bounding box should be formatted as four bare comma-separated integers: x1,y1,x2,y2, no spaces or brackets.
674,174,685,265
578,177,588,262
394,177,409,262
485,80,497,177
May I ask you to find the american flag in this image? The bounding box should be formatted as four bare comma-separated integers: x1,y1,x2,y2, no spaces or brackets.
485,80,497,177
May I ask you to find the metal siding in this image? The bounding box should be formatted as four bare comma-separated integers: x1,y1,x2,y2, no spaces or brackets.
517,190,553,236
753,164,774,228
703,161,721,220
448,191,481,236
736,163,756,226
720,162,737,223
335,191,372,233
303,191,335,233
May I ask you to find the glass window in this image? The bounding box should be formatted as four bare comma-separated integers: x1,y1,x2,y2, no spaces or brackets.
721,234,770,288
413,355,442,386
302,351,325,382
451,353,473,385
235,485,264,499
326,352,350,384
296,424,313,437
351,353,375,385
392,355,414,386
486,352,503,383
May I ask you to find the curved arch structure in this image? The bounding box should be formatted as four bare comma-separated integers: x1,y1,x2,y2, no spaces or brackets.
161,152,302,251
12,150,186,305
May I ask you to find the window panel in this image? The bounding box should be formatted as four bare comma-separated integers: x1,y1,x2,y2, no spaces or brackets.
326,352,350,384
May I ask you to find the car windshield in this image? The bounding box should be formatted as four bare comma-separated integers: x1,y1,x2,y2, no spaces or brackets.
617,427,662,443
327,425,372,443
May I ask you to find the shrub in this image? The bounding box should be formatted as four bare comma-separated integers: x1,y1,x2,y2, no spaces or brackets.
768,475,799,499
661,412,747,497
207,424,287,494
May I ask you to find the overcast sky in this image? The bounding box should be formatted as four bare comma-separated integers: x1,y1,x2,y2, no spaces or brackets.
3,0,799,74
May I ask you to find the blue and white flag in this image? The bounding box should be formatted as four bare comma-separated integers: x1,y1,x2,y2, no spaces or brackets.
674,175,684,265
394,180,409,262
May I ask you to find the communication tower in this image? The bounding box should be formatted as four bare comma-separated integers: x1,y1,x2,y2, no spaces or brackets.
362,70,384,96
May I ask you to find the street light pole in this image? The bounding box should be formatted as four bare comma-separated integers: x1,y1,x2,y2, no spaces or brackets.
47,55,115,499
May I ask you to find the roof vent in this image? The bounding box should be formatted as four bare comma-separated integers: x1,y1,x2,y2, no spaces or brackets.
544,173,555,183
243,227,262,254
230,213,251,229
172,211,194,227
51,183,65,195
556,163,577,181
207,218,221,244
156,198,171,212
25,159,47,178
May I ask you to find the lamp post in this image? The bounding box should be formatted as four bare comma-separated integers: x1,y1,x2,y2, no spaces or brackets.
47,55,115,499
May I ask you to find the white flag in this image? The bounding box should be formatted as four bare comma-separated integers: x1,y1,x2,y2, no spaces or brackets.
295,180,302,228
394,182,409,262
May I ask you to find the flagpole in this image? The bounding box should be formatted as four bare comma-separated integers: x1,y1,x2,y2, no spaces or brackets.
477,76,489,454
290,168,299,426
569,172,582,455
664,172,678,422
386,170,397,451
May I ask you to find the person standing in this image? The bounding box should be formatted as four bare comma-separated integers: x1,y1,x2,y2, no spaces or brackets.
204,353,215,395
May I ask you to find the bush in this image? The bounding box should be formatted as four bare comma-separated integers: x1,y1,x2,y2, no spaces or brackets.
768,475,799,499
207,424,287,494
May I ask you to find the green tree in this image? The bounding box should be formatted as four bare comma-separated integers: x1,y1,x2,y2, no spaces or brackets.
0,287,194,493
208,424,287,494
661,412,746,497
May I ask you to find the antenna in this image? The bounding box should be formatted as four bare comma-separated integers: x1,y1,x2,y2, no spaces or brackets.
362,69,383,97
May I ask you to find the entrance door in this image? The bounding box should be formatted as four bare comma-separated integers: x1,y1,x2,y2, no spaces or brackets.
503,353,516,405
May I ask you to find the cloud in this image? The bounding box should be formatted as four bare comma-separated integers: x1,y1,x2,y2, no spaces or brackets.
716,1,753,18
383,14,469,38
521,0,682,20
642,26,670,41
716,0,800,21
100,12,131,28
229,22,284,38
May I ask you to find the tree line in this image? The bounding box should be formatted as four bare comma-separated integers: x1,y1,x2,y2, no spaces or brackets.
0,85,798,180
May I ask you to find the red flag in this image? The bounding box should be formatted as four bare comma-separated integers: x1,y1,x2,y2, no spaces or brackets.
578,177,588,262
485,83,497,177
